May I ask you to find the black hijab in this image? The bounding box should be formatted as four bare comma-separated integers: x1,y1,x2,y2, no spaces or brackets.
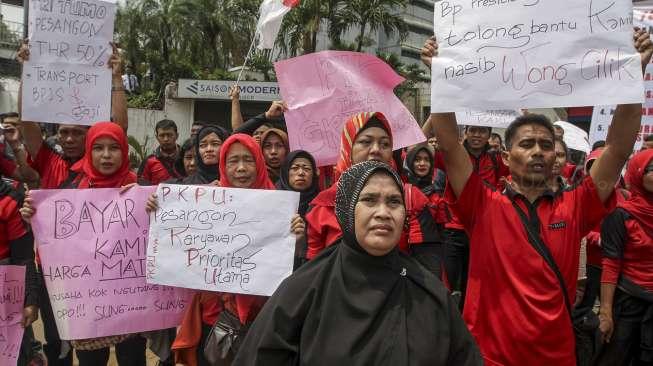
183,125,229,184
233,161,482,366
404,144,446,196
275,150,319,216
173,138,194,178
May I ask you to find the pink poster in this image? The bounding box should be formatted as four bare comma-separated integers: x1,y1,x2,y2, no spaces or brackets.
30,187,192,340
275,51,426,166
0,265,26,366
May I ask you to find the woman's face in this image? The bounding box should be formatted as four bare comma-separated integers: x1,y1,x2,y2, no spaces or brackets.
225,142,257,188
288,157,313,191
262,133,287,169
183,148,197,176
92,136,122,176
198,132,223,166
354,173,405,256
351,127,392,165
412,150,431,178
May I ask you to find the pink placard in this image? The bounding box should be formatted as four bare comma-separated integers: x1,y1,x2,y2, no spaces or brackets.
274,51,426,166
30,187,192,340
0,265,26,366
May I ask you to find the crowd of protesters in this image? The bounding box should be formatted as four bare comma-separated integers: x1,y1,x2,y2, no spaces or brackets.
1,28,653,366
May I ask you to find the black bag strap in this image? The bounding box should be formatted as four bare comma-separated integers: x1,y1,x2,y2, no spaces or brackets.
511,201,573,318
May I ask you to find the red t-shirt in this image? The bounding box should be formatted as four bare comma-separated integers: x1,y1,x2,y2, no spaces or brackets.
448,173,614,366
30,144,72,189
0,189,27,260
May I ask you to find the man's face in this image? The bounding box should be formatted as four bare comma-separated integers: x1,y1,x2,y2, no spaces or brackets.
502,124,555,187
465,127,491,151
1,116,21,143
58,124,88,160
156,127,178,153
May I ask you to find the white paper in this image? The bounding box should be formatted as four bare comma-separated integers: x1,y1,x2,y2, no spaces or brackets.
455,109,521,128
431,0,644,111
21,0,116,125
554,121,590,153
147,184,300,297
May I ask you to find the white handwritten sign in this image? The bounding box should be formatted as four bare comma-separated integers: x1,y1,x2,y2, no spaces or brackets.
455,109,521,128
147,184,299,296
431,0,644,111
21,0,116,125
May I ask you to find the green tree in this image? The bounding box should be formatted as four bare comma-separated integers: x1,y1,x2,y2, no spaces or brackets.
330,0,408,52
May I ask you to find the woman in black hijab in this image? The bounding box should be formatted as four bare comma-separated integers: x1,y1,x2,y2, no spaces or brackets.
173,138,196,179
276,150,320,270
275,150,319,217
404,143,446,197
182,125,230,184
233,160,482,366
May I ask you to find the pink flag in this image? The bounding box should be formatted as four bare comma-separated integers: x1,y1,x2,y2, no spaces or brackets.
256,0,300,50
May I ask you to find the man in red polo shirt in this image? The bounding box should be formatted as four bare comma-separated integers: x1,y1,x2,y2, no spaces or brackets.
138,119,181,184
426,29,652,366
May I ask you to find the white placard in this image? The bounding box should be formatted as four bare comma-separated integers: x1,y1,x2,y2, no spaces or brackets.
146,184,299,296
431,0,644,112
21,0,116,125
455,109,521,128
589,105,614,146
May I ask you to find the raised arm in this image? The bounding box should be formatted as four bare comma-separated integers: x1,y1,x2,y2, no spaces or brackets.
230,85,244,131
590,29,653,203
110,43,128,132
425,38,472,197
16,40,44,157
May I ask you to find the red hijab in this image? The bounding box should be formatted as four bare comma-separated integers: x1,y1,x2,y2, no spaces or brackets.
334,112,393,180
619,149,653,236
218,134,275,190
217,133,273,323
71,122,136,188
260,128,289,182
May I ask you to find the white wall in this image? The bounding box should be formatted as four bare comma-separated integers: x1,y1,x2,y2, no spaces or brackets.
126,91,193,155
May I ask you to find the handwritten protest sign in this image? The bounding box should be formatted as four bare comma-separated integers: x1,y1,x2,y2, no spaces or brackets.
275,51,426,166
29,187,191,340
455,109,521,128
431,0,644,111
589,4,653,150
147,184,299,296
0,266,25,366
21,0,116,125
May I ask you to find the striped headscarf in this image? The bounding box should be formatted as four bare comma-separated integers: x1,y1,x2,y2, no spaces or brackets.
334,112,393,180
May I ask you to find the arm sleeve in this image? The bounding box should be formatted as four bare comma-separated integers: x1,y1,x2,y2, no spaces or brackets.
574,176,617,236
600,209,628,285
305,206,328,260
444,173,489,232
234,114,269,135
